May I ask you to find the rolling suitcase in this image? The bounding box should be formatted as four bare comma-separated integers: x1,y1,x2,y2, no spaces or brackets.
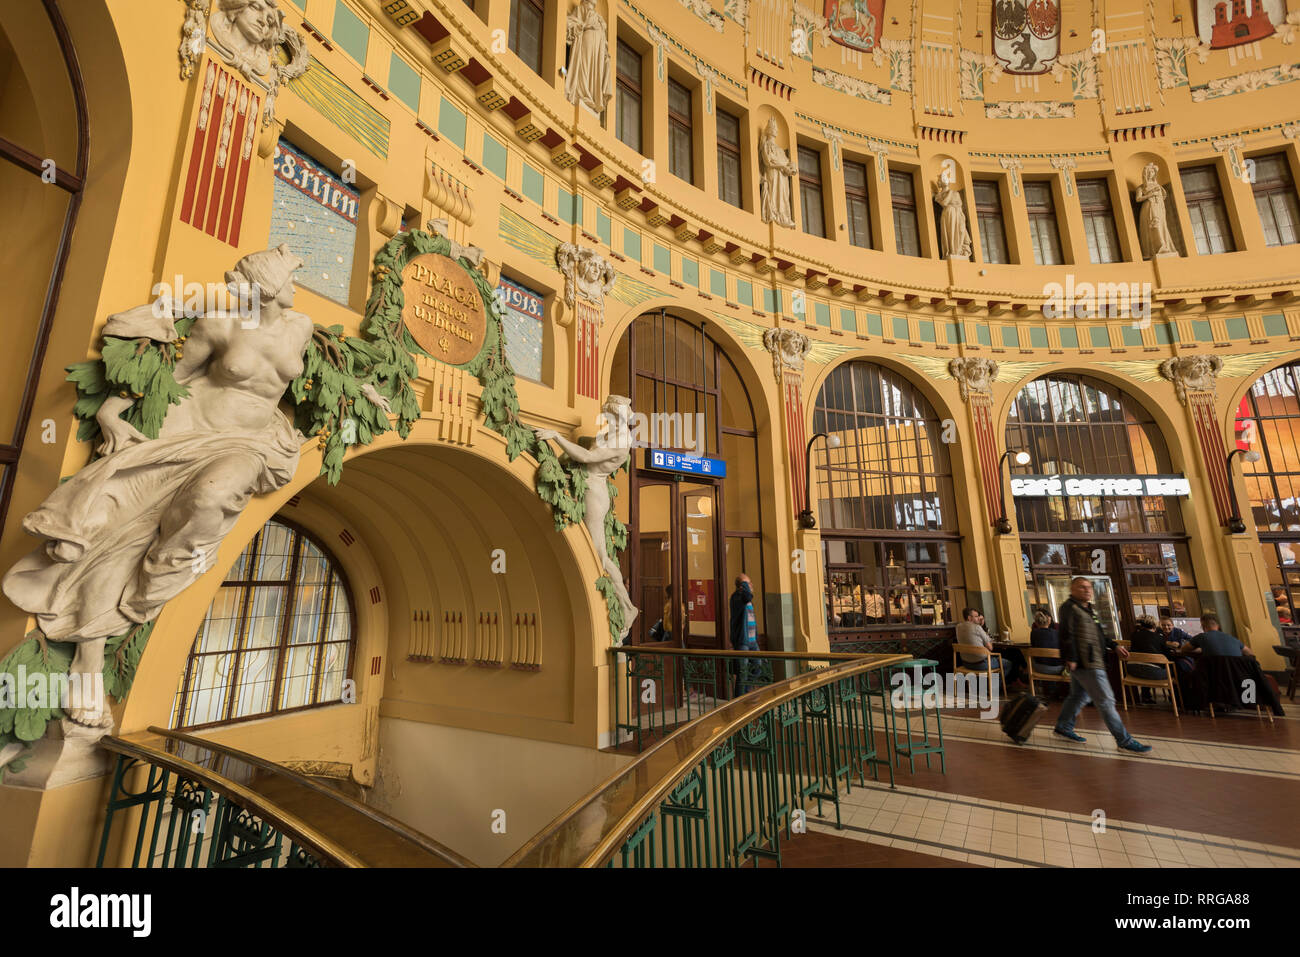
999,692,1047,744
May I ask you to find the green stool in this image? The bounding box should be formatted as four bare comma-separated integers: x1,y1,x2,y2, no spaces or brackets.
885,659,946,775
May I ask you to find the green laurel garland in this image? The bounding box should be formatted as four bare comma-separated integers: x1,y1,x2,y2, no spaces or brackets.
4,233,630,770
365,231,630,642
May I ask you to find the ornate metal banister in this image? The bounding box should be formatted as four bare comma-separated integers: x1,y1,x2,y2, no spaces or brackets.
97,726,475,868
508,652,909,868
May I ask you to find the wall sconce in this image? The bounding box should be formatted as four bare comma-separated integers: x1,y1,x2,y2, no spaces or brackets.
1225,447,1262,534
798,432,842,529
995,449,1032,535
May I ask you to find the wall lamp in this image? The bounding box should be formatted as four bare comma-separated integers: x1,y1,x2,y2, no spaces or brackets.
797,432,842,529
1225,447,1262,534
995,449,1032,535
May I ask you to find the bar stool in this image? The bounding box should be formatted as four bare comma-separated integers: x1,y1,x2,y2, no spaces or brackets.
885,658,946,775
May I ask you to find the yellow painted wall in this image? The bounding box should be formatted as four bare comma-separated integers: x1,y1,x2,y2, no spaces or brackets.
2,0,1299,864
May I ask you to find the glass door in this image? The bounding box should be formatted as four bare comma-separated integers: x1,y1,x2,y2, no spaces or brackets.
679,483,720,646
635,481,674,644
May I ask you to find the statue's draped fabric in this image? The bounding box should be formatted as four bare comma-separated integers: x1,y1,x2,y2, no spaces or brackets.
4,418,299,641
564,2,613,115
760,128,796,228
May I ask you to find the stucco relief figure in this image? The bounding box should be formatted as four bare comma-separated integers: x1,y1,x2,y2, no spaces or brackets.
2,245,313,728
759,119,798,228
935,182,973,260
564,0,613,115
534,396,638,644
948,357,1000,401
763,328,811,383
1135,163,1178,259
556,242,617,312
195,0,309,127
1158,355,1223,404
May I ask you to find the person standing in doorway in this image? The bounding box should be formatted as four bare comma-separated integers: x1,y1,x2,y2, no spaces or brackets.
729,574,760,695
1053,577,1152,753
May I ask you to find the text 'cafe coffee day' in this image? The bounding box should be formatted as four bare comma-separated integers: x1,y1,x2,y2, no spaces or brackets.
1010,474,1193,498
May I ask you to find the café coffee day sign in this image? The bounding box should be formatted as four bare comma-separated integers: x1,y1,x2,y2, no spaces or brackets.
1011,474,1192,497
400,252,487,366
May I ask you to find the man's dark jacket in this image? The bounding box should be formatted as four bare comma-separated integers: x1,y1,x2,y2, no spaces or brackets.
1057,596,1118,668
729,586,750,649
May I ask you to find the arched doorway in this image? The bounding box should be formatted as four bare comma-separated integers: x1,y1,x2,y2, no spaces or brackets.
0,0,87,525
811,361,965,645
609,311,765,649
1236,359,1300,642
1005,373,1198,637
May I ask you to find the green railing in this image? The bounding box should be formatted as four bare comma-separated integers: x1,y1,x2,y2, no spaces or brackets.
96,727,475,868
510,651,909,868
613,645,902,751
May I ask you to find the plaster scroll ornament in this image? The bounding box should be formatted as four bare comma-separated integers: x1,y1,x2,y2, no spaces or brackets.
533,396,639,644
1,245,314,731
1135,163,1178,259
935,183,973,260
948,357,1000,402
429,218,485,269
556,243,617,311
564,0,614,116
759,119,798,229
1158,355,1223,405
187,0,310,129
763,328,812,383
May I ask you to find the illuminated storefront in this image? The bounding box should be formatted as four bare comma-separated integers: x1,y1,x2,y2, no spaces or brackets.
811,362,964,644
1239,359,1300,639
1006,374,1198,636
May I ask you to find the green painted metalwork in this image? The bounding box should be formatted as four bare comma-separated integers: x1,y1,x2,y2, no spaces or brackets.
97,754,325,869
886,659,947,774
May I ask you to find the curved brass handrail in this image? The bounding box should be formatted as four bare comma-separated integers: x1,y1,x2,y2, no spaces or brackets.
506,651,910,867
101,727,476,868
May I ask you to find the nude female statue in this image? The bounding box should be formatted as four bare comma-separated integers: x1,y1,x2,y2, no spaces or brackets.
2,244,313,727
533,395,638,643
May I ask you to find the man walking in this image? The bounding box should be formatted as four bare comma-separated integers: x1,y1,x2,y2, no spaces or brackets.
729,574,760,695
1053,577,1153,753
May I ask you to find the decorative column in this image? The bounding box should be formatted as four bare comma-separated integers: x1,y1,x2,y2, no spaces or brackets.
1159,357,1232,525
949,358,1004,526
1158,356,1277,660
949,357,1027,638
555,243,616,400
764,328,812,516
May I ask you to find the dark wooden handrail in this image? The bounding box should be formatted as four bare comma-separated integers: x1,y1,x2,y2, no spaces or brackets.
506,652,909,867
101,727,476,868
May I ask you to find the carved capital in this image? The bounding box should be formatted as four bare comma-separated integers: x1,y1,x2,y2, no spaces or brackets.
1158,355,1223,405
184,0,309,128
949,357,1000,402
763,328,811,383
556,242,616,320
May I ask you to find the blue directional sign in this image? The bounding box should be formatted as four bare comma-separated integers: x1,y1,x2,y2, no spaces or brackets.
647,449,727,478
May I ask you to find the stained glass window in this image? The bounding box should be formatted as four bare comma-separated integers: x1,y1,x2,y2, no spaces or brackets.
172,520,355,729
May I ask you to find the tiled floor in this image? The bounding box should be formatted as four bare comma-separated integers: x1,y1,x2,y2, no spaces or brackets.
806,780,1300,868
789,694,1300,867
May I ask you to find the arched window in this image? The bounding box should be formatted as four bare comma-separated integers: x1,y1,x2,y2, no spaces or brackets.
609,312,765,647
1239,360,1300,636
0,1,88,525
811,362,964,639
172,519,356,729
1006,374,1196,634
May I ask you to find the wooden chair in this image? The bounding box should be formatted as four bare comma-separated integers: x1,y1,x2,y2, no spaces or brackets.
1274,645,1297,700
1024,647,1071,698
1119,652,1181,717
953,643,1003,691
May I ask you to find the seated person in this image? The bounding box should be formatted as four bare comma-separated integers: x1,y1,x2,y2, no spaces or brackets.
1183,614,1254,658
955,607,1021,685
1157,615,1195,674
1029,611,1065,675
1127,615,1171,699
